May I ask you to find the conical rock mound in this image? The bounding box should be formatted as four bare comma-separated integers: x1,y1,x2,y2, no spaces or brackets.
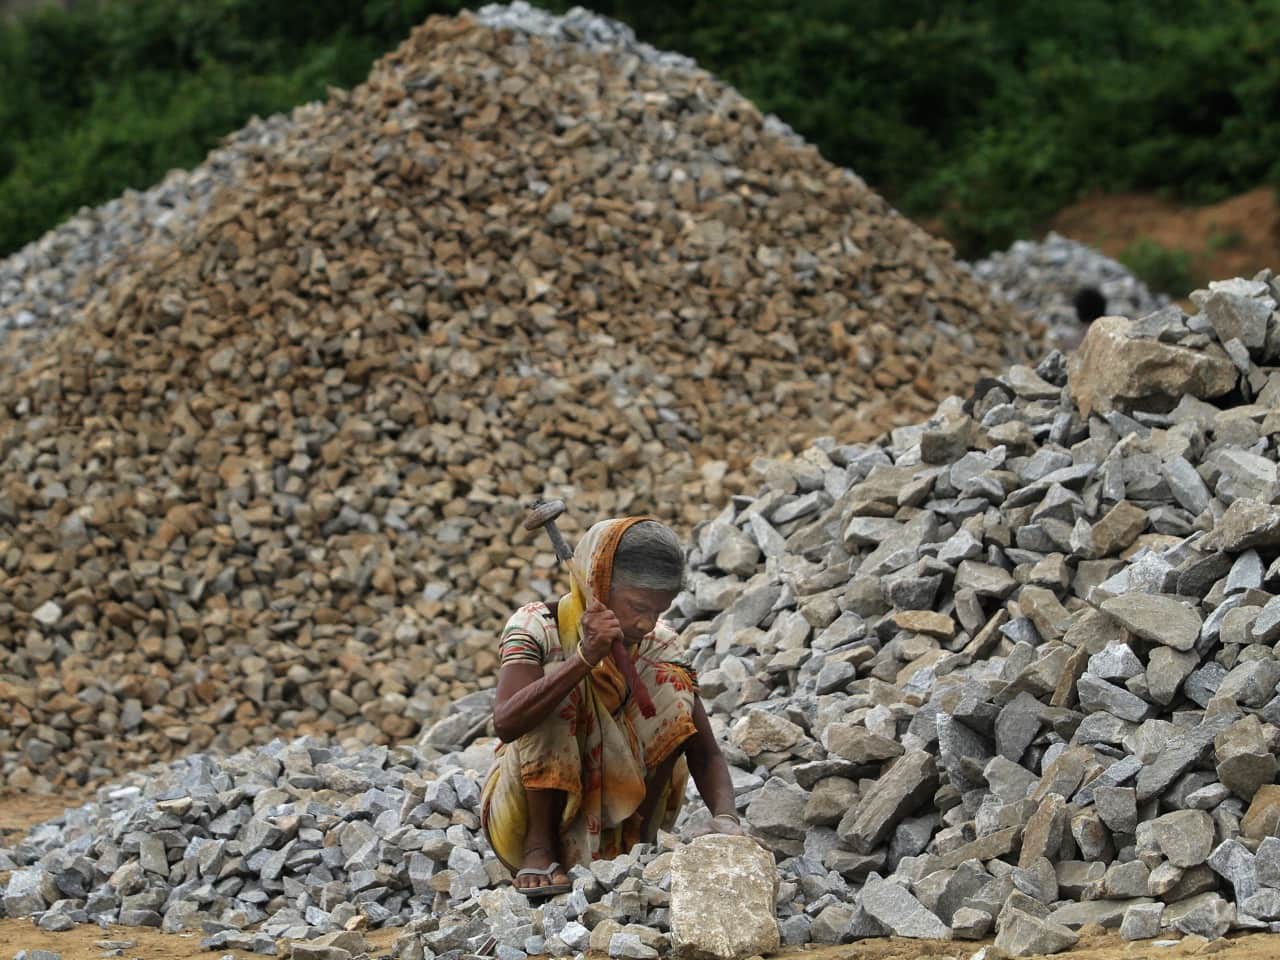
0,8,1031,790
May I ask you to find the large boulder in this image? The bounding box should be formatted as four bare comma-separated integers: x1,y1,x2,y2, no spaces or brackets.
670,836,779,960
1068,315,1237,417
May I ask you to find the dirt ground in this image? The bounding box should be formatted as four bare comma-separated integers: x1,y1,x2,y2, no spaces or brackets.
1050,185,1280,292
0,918,1277,960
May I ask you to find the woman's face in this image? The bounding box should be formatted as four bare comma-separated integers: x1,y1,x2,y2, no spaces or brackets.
607,585,677,644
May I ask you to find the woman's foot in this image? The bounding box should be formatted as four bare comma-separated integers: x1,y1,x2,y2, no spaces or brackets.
514,844,570,892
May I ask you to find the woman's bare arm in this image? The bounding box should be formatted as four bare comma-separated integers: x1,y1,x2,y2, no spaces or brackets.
492,659,593,742
684,696,738,821
491,599,623,742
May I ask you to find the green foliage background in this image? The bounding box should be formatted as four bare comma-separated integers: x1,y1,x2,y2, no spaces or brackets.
2,0,1279,259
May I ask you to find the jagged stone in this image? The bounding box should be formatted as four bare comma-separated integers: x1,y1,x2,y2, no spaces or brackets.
838,752,938,854
670,836,779,960
860,876,950,939
994,908,1079,957
1099,594,1202,651
1068,315,1237,418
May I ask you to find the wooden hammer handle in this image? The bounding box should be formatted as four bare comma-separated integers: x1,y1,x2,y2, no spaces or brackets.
568,559,656,719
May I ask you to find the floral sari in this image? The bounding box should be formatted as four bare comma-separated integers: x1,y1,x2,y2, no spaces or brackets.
480,517,698,871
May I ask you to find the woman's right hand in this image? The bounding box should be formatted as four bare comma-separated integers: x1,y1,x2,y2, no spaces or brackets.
580,598,622,666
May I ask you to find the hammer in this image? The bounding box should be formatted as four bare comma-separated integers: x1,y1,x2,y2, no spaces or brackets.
524,499,656,718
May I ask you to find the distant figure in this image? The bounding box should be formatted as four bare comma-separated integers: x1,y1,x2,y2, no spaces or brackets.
1073,286,1107,324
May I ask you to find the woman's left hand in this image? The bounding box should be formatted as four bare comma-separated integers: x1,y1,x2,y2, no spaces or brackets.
709,814,747,836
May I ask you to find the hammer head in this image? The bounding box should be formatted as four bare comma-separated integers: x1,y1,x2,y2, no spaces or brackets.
523,498,567,532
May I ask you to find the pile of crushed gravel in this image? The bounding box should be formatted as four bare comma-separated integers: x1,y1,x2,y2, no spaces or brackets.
0,4,1031,794
4,270,1280,960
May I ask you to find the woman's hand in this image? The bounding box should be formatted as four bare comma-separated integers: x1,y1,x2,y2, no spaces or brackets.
580,598,622,666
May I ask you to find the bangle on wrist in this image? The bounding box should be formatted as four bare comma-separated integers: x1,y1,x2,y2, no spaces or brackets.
576,643,597,669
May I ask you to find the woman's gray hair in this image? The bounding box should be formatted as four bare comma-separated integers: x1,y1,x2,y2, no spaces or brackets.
613,521,685,593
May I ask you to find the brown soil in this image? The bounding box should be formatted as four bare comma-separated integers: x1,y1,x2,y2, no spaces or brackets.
1051,185,1280,289
0,924,1275,960
0,921,403,960
0,790,83,840
798,934,1280,960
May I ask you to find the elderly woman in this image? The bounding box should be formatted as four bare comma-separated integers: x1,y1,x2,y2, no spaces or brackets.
481,516,743,897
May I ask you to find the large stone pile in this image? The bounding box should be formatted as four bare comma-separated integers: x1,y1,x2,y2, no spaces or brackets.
5,271,1279,960
0,728,781,960
0,113,298,375
0,5,1031,792
969,231,1167,352
655,273,1280,952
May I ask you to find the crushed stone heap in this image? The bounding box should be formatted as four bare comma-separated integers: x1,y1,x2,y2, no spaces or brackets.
970,231,1167,352
0,114,298,373
5,271,1280,960
0,5,1031,792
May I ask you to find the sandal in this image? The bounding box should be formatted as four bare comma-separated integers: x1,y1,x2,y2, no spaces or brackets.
514,860,572,899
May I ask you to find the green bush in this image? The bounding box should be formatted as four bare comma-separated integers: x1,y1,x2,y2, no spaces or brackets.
0,0,468,254
1119,239,1197,297
3,0,1280,258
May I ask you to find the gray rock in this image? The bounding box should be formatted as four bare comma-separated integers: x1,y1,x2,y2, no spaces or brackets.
1136,712,1236,801
715,531,761,578
1093,786,1137,834
1100,594,1202,651
950,907,993,940
559,921,590,952
1256,836,1280,887
1011,857,1059,904
984,756,1038,803
1242,889,1280,921
1207,838,1259,905
1119,902,1163,941
1185,662,1228,707
1076,674,1149,722
1103,861,1151,899
1252,595,1280,643
954,560,1017,599
774,915,809,946
1217,657,1280,708
1055,861,1106,899
807,903,854,944
1089,642,1144,681
936,712,993,793
837,751,938,854
994,908,1078,957
1162,457,1211,515
1148,810,1215,867
1204,290,1272,351
1215,715,1278,800
745,778,809,840
860,876,950,939
609,933,658,959
1049,898,1153,930
995,694,1043,763
3,868,48,917
1168,891,1234,939
669,836,779,960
